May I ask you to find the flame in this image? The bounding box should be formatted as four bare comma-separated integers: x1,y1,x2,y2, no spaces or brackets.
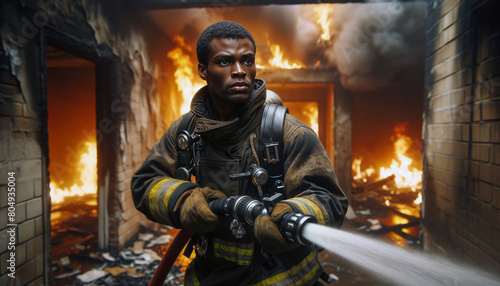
284,102,319,136
303,102,319,135
379,125,422,190
352,158,375,182
267,44,303,69
413,193,422,204
352,123,422,191
50,141,97,205
167,36,204,114
315,4,331,42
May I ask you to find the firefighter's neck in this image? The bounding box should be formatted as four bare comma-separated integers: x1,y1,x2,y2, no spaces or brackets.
213,104,234,121
210,98,240,121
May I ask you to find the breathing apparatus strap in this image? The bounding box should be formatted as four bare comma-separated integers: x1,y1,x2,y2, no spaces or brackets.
176,112,196,178
259,104,288,197
175,105,288,196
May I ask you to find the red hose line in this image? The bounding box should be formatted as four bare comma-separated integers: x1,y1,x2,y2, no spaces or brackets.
149,229,194,286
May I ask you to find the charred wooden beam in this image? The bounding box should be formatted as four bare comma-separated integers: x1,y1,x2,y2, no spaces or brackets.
364,219,420,235
353,174,396,191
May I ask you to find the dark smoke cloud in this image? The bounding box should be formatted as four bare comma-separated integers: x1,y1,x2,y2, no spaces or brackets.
325,1,426,91
147,1,425,92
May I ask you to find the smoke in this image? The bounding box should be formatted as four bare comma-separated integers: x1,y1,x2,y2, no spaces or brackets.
147,1,426,92
324,2,426,91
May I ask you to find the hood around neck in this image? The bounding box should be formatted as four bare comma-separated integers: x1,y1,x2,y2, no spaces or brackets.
190,79,266,142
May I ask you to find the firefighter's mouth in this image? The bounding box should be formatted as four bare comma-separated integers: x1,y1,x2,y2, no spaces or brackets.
229,82,250,92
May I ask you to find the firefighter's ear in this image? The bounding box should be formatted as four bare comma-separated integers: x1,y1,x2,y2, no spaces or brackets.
198,63,207,81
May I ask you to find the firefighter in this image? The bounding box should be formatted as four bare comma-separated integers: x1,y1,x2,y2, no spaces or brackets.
131,21,348,285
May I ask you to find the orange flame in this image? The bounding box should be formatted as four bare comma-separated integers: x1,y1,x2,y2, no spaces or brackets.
263,44,303,69
353,124,422,191
284,102,319,136
167,36,204,114
352,158,375,183
379,125,422,190
315,4,331,42
303,102,319,135
50,141,97,205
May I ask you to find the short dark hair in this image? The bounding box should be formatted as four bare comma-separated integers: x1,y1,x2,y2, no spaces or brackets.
196,21,256,66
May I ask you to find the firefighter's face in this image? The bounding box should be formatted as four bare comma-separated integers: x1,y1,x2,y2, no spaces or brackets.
198,37,256,116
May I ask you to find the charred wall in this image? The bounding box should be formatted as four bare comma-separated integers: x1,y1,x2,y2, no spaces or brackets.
0,0,179,284
423,0,500,272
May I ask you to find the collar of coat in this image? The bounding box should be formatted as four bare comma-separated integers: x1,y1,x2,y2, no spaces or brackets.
189,78,266,142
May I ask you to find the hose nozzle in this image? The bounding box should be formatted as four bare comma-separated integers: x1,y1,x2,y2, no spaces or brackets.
209,196,267,226
279,212,317,245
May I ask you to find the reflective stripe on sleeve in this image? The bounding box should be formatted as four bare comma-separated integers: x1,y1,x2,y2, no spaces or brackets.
286,197,325,225
148,178,188,225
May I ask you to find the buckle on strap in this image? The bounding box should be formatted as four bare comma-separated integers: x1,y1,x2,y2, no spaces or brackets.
265,142,280,163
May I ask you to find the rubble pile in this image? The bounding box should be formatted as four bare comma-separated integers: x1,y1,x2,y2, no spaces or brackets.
51,228,188,286
350,176,421,247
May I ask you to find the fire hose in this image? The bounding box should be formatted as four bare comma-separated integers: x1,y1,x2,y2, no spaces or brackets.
149,195,317,286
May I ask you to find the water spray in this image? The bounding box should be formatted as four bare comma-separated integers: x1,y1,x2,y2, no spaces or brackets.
302,223,500,286
151,194,499,286
210,196,499,286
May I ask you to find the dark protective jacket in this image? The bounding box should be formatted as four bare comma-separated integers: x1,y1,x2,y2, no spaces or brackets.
131,79,348,285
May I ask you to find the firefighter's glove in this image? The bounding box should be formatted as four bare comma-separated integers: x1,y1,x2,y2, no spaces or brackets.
254,203,300,254
177,187,226,234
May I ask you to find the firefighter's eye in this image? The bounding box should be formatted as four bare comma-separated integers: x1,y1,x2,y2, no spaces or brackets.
243,59,254,66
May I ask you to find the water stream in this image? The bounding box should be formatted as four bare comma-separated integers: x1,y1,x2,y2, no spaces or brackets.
303,223,500,285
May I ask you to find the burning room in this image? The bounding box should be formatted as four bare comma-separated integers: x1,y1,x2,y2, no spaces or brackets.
0,0,499,285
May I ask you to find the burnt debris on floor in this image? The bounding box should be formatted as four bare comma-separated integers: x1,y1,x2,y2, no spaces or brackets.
51,227,189,285
51,195,190,285
350,175,421,248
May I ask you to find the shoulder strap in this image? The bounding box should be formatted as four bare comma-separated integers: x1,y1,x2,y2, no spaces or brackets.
176,112,195,179
259,104,288,196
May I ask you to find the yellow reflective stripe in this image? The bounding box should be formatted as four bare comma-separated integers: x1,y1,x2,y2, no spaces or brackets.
254,252,317,286
148,178,187,224
192,271,200,286
214,253,252,266
296,262,320,285
213,242,253,256
161,180,184,221
287,198,325,225
185,267,200,286
149,178,169,222
212,240,254,266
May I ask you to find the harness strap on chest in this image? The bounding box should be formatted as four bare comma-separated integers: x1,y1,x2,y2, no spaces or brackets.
176,106,288,197
259,104,288,196
176,112,196,177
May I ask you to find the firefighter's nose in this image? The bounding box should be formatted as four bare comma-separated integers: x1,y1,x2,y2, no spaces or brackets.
232,62,246,77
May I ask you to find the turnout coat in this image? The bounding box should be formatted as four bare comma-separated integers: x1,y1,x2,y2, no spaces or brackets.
131,79,348,285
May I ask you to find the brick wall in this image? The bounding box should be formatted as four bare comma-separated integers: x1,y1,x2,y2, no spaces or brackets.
0,0,179,283
423,0,500,272
0,34,45,285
